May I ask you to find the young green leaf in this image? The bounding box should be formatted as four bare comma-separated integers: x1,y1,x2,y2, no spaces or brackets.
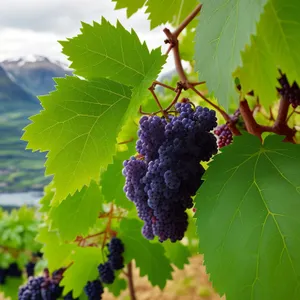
239,0,300,107
195,134,300,299
119,218,173,289
49,181,103,241
60,247,104,298
195,0,268,109
22,76,131,203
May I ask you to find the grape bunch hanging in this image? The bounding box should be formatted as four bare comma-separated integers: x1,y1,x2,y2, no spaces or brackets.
18,238,125,300
123,102,218,242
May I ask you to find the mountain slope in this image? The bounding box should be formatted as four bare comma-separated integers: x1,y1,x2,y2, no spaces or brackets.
2,55,72,96
0,65,39,113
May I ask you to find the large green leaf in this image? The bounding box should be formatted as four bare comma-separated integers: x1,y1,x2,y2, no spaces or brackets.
60,247,104,298
61,18,165,88
195,0,267,109
239,0,300,107
195,134,300,299
36,226,76,272
112,0,145,17
61,18,165,141
49,181,103,241
119,218,173,289
22,76,131,203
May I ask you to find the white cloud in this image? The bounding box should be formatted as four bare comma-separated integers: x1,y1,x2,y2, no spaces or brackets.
0,0,176,72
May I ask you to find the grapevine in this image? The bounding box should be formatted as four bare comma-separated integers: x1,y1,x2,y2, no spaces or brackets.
0,1,298,300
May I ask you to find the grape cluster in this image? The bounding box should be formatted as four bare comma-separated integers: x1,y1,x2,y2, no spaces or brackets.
277,71,300,108
214,109,243,149
84,237,125,300
84,280,104,300
97,237,125,285
123,102,218,242
18,268,64,300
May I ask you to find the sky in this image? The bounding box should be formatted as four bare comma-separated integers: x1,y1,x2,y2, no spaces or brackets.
0,0,174,71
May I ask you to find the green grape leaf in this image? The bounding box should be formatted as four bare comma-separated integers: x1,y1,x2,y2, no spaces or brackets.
60,247,104,298
238,35,278,106
36,226,76,272
49,181,103,241
239,0,300,107
22,76,131,204
60,18,165,89
112,0,145,17
146,0,199,29
106,277,127,297
102,143,135,210
163,240,191,270
119,218,173,289
61,18,166,126
195,134,300,299
0,277,23,300
195,0,268,109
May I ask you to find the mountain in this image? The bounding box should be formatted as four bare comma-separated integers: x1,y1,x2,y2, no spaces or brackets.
1,55,72,96
0,65,39,113
0,55,73,193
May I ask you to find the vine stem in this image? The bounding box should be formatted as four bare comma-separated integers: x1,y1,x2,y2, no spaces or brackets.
127,262,137,300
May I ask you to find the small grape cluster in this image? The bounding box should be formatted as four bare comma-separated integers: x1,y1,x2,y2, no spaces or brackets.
85,237,125,300
18,268,76,300
123,102,218,242
277,71,300,108
0,263,22,285
214,109,242,149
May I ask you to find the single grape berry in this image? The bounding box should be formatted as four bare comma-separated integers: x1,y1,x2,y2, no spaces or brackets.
84,280,104,300
98,262,115,284
277,71,300,108
25,262,35,278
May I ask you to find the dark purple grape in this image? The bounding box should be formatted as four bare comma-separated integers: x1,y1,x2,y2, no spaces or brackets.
277,71,300,108
108,237,124,254
98,262,115,284
26,262,36,278
123,102,218,242
84,280,104,300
